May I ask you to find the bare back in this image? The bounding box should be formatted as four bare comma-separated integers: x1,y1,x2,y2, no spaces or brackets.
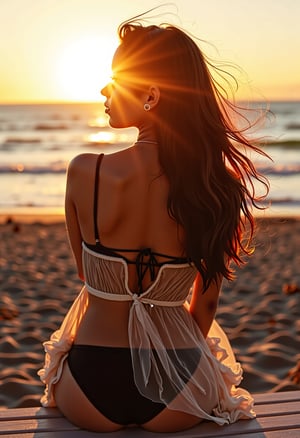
65,144,186,346
75,146,184,247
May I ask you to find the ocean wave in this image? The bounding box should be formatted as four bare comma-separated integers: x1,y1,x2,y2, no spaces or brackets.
34,123,69,131
0,163,67,174
0,200,63,208
267,198,300,205
286,123,300,130
0,161,299,177
264,139,300,148
3,137,42,144
0,121,98,133
257,163,300,176
1,193,299,210
254,197,300,210
2,197,299,210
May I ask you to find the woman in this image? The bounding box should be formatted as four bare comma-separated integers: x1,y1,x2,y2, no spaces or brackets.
38,17,268,433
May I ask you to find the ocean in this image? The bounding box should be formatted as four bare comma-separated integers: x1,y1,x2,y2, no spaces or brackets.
0,101,299,217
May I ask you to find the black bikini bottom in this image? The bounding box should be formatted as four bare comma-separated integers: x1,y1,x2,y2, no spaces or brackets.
67,344,201,425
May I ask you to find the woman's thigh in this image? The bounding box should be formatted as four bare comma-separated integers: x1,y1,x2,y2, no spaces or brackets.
141,364,213,433
141,407,201,433
54,360,123,433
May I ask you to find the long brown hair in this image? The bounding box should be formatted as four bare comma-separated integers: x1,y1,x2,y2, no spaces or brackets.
117,20,269,291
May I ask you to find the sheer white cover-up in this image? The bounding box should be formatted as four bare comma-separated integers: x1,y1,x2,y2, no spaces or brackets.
38,242,255,425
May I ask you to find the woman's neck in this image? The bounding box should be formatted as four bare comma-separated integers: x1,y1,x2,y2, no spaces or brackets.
136,126,157,144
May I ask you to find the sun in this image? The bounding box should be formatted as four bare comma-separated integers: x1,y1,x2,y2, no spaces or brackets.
55,35,118,102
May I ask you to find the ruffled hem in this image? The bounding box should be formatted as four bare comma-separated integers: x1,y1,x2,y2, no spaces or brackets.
206,328,255,423
38,286,89,407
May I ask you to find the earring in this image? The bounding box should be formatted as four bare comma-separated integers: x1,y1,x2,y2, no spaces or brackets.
144,103,151,111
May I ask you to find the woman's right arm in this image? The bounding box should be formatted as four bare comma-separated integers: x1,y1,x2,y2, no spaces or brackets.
188,272,223,338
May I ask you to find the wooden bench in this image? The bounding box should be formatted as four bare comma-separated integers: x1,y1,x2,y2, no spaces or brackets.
0,391,299,437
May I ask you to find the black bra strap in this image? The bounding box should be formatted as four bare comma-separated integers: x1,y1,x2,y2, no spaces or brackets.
93,154,104,243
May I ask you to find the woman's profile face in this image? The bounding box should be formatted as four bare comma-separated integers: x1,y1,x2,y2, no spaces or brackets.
101,46,148,129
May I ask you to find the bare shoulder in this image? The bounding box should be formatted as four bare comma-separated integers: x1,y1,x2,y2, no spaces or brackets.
104,146,160,181
66,153,101,203
67,153,99,176
67,147,151,190
100,148,141,184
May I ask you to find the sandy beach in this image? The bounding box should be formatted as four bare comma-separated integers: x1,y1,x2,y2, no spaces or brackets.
0,213,299,409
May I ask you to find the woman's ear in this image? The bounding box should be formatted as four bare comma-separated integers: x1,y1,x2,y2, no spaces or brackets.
145,85,160,109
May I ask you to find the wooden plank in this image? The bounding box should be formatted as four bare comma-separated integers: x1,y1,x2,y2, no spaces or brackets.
0,433,104,438
0,391,299,437
0,433,113,438
189,414,300,438
2,430,300,438
2,413,298,438
0,407,61,420
0,418,79,435
0,419,300,438
2,393,298,420
189,429,300,438
254,390,300,405
255,400,300,416
224,430,300,438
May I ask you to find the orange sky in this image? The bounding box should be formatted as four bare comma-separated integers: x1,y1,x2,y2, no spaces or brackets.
1,0,299,103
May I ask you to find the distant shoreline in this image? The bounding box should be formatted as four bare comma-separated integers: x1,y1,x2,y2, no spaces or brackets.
1,211,299,225
0,213,65,224
0,99,300,105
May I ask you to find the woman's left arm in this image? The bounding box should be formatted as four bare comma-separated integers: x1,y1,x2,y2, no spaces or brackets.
65,158,85,280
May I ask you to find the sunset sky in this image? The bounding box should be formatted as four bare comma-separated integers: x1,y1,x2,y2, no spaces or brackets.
1,0,299,103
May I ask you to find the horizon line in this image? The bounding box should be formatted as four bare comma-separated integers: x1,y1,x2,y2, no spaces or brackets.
1,98,300,105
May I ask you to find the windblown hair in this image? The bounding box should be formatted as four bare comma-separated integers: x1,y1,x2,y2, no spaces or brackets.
117,19,269,291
